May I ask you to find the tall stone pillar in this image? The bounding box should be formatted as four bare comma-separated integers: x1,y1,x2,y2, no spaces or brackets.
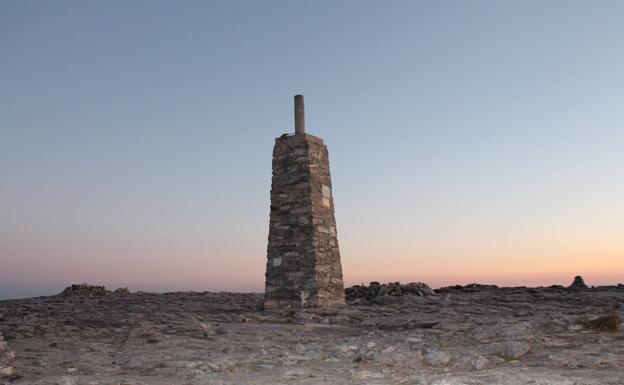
264,95,345,309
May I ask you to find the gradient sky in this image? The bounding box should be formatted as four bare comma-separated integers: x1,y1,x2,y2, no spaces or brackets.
1,1,623,299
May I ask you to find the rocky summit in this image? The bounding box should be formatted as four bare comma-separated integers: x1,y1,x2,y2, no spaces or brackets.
1,282,624,385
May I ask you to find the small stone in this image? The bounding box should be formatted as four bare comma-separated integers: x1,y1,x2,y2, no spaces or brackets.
499,342,531,360
366,341,376,349
0,366,17,376
471,356,489,370
283,369,304,378
360,319,377,327
184,361,203,369
59,377,77,385
423,349,451,367
354,370,384,379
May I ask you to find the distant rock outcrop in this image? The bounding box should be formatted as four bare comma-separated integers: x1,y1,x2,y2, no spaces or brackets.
59,284,110,297
113,287,130,296
58,284,132,298
345,281,435,302
435,283,499,293
569,276,588,290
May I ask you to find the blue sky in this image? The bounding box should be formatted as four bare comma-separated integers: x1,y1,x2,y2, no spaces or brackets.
1,1,623,299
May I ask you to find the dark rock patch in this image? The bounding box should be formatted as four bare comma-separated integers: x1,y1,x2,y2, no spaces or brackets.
435,283,498,293
59,284,110,297
345,281,435,302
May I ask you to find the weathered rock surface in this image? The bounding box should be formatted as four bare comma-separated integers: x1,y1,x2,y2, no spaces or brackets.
1,284,624,384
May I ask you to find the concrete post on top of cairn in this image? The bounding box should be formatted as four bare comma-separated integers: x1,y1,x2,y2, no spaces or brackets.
294,94,305,134
264,95,345,309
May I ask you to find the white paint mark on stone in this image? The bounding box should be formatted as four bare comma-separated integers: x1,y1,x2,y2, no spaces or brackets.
322,185,331,197
300,290,309,308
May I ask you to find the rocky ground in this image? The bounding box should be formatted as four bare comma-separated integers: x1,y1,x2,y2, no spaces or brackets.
1,282,623,385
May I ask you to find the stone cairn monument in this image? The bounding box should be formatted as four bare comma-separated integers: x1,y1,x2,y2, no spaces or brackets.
264,95,345,308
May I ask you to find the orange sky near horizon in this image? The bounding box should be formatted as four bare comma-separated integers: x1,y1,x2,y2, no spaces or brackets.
3,230,621,297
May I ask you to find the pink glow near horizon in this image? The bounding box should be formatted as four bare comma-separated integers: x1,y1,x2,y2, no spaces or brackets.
3,244,621,298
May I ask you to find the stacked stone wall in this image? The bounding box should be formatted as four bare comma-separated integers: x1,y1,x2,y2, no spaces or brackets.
265,133,345,308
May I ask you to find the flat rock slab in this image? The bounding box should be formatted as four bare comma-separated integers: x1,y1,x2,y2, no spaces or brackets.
1,287,624,384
